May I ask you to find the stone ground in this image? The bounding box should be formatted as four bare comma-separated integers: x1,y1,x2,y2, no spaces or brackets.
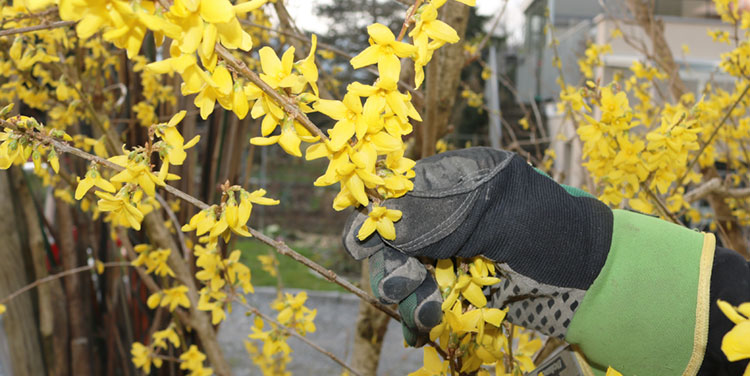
218,287,423,376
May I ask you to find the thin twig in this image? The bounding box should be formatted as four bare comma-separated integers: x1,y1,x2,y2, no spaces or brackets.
0,20,74,37
241,20,352,60
642,184,683,226
154,193,191,261
237,299,362,376
1,6,60,24
397,0,423,41
464,0,508,66
0,261,130,305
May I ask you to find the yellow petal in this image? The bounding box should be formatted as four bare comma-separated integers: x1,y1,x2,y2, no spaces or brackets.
201,23,218,60
212,65,233,95
367,23,395,45
200,0,235,23
721,321,750,362
719,300,747,324
278,128,302,157
305,143,329,160
435,259,456,288
94,176,117,193
425,20,460,44
357,218,377,240
375,218,396,240
345,174,368,206
233,86,249,119
482,308,506,326
259,47,281,76
75,176,95,200
315,99,348,120
147,293,161,309
225,203,238,228
371,131,402,152
281,47,295,75
350,45,379,69
462,282,487,308
391,40,417,58
238,199,252,224
377,53,401,88
250,135,280,146
234,0,267,14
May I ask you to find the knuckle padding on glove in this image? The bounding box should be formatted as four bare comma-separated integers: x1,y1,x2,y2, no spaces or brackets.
398,275,442,333
368,247,427,304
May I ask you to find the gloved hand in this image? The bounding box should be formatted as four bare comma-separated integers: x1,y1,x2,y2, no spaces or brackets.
342,147,614,346
343,147,746,376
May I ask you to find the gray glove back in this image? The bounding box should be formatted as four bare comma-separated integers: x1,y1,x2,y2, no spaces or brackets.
343,147,614,345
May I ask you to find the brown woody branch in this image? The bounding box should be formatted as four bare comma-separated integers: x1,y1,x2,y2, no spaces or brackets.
0,20,74,37
685,177,750,202
214,45,330,143
3,121,402,321
0,262,130,306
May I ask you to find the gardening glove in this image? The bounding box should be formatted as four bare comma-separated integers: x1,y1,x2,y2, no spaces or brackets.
343,147,613,345
344,147,735,376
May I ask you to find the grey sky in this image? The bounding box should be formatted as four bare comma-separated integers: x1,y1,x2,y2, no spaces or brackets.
282,0,526,43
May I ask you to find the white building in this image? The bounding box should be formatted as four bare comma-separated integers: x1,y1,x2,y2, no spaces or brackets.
514,0,734,187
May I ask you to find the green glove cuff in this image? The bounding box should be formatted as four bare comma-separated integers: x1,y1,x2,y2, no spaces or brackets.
565,209,715,376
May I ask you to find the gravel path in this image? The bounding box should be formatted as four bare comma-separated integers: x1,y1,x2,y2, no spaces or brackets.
218,287,423,375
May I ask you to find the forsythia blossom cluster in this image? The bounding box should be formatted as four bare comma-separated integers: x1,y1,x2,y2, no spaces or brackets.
246,291,317,375
410,257,542,375
717,300,750,374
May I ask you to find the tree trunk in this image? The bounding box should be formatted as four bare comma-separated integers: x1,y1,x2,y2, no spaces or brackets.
0,170,45,376
56,198,94,376
419,0,471,159
625,0,688,101
142,212,232,376
351,259,391,376
13,168,69,376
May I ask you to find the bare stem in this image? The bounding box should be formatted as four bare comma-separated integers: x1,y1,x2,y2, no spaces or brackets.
397,0,423,41
0,20,74,37
0,261,130,305
154,193,192,261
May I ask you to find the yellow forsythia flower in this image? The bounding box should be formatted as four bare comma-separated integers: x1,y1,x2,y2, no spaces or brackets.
717,300,750,370
357,204,402,240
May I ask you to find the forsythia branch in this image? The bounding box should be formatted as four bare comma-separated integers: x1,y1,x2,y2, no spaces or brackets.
0,261,130,306
3,120,402,321
0,20,74,37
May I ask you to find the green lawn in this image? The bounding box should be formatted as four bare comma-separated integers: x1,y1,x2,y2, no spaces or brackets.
235,239,349,292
